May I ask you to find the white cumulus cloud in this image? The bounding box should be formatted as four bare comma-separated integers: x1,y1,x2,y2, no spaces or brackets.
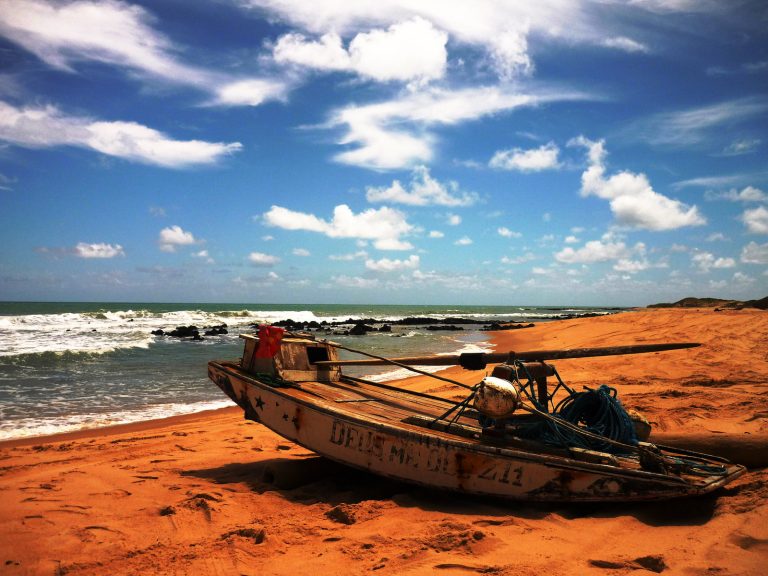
274,32,350,71
555,239,630,264
365,254,420,272
292,248,311,256
498,227,522,238
366,165,477,206
489,142,561,172
73,242,125,259
249,252,280,266
454,236,473,246
613,258,650,273
275,18,447,86
691,252,736,272
742,206,768,234
705,185,767,203
158,225,199,252
0,101,241,167
263,204,414,250
0,0,199,78
0,0,288,107
740,241,768,264
571,136,706,230
330,86,588,170
238,0,688,80
87,120,242,167
212,79,289,107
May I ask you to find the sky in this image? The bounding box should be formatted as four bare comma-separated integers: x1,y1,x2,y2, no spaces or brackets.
0,0,766,306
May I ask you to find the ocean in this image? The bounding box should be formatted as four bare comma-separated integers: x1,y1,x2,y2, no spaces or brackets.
0,302,623,440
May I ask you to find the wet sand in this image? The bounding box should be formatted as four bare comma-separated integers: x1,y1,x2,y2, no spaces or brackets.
1,308,766,575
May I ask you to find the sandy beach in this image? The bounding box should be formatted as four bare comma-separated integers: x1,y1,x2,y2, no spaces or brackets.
1,308,766,575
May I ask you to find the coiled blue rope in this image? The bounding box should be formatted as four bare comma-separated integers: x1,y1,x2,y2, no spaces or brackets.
518,384,639,454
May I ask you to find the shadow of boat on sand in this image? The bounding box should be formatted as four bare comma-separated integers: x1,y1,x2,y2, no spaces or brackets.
182,454,727,527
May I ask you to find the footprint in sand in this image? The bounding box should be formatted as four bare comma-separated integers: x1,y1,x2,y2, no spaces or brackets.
219,527,266,544
22,515,54,526
88,489,132,498
730,533,768,551
46,508,88,516
76,525,123,543
589,555,667,573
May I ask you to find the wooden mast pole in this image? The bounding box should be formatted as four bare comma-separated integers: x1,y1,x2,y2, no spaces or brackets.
313,342,700,369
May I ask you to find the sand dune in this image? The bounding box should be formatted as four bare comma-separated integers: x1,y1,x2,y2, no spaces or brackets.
1,308,766,575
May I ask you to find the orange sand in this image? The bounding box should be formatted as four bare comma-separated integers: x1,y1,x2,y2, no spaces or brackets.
1,308,766,575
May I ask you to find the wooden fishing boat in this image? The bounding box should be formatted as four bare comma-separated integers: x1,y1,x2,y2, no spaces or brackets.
207,330,745,502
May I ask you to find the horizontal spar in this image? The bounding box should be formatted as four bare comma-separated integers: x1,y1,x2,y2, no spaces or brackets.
313,342,701,369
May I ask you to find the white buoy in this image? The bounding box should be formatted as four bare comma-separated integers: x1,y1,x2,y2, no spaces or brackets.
474,376,522,419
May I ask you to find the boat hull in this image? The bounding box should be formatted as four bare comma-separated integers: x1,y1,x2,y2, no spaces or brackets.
208,361,744,502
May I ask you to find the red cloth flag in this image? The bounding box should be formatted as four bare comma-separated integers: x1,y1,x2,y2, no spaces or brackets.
255,325,284,358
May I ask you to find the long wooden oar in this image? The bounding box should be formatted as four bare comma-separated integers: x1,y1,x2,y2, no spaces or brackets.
313,342,700,369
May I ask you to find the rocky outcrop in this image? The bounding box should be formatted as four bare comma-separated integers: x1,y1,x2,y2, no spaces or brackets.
648,296,767,310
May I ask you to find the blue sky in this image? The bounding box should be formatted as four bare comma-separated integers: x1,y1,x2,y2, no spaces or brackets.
0,0,766,306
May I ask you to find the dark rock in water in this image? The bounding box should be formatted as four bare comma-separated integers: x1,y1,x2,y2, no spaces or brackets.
261,316,483,333
272,319,299,328
348,323,374,336
151,329,165,336
341,317,378,325
167,325,198,338
481,322,535,331
204,324,228,336
390,316,476,326
426,325,463,331
163,325,204,340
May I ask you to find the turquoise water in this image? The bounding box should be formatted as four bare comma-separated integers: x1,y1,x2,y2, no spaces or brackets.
0,302,622,440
